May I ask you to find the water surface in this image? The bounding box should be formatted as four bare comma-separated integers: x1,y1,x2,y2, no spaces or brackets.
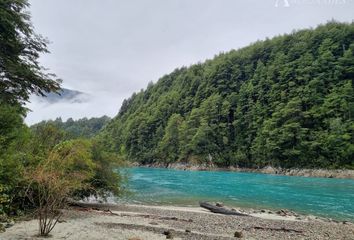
120,167,354,221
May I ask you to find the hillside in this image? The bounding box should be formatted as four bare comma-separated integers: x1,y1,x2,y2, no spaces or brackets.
102,22,354,169
32,116,111,138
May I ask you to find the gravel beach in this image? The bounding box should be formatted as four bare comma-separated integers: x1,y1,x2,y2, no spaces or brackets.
1,203,354,240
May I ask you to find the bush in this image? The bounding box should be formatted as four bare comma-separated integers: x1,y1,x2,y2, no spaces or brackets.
26,139,95,236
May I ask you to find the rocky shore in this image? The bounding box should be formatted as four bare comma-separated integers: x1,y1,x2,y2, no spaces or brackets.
134,162,354,179
2,203,353,240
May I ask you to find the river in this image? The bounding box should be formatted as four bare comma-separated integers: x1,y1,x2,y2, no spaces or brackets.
120,167,354,221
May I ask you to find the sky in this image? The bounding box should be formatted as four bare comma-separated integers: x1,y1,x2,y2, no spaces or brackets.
25,0,354,124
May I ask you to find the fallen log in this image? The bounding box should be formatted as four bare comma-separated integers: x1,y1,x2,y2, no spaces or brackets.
199,201,249,216
245,226,303,234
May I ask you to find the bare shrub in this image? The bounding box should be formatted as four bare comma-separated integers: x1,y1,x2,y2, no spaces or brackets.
26,140,94,236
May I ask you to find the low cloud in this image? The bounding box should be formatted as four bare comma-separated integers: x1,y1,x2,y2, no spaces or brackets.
25,91,128,125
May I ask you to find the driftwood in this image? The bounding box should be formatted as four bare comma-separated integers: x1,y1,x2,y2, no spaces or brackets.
120,213,193,223
66,199,116,210
245,226,303,234
199,202,249,216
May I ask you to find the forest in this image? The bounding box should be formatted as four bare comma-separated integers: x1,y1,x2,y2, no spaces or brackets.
102,21,354,169
31,116,111,138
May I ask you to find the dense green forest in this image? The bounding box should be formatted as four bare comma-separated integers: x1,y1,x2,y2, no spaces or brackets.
31,116,111,138
102,21,354,169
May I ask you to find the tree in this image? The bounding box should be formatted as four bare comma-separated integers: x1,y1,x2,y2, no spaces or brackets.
26,139,95,236
0,0,60,105
0,103,26,152
77,139,126,199
0,103,29,215
157,114,183,164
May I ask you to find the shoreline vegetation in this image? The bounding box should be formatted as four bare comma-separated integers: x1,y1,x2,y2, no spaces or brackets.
2,202,354,239
132,162,354,179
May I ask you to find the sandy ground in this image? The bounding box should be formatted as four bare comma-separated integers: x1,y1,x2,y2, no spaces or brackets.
1,204,354,240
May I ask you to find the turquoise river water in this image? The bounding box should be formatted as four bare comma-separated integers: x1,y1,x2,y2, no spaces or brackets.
120,167,354,221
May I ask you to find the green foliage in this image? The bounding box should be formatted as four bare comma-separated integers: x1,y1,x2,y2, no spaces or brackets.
0,184,10,214
0,102,29,215
49,139,95,177
0,0,60,104
0,103,27,152
31,116,111,139
103,21,354,169
81,139,126,199
157,114,183,164
28,124,125,200
0,103,123,216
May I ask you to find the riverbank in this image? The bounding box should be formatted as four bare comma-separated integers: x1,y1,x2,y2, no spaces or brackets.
2,203,354,239
134,162,354,179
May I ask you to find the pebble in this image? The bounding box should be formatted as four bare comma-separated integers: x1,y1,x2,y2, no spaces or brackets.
163,230,174,239
234,231,243,238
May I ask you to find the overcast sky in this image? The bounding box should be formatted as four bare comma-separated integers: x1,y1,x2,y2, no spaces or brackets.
25,0,354,124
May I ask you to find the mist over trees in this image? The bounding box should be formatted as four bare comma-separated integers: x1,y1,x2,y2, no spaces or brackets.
103,21,354,169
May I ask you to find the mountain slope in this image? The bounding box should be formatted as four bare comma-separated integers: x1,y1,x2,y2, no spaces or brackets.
103,21,354,169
